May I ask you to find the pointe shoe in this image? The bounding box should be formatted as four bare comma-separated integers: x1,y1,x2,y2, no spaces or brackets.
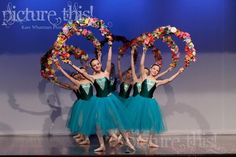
110,137,124,148
94,145,105,152
79,139,90,145
108,136,116,143
148,142,159,148
137,137,148,143
75,137,84,143
73,134,81,139
126,140,135,151
118,138,124,145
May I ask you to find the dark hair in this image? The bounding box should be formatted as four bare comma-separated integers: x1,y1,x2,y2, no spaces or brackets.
70,72,79,77
127,68,131,71
70,67,85,77
89,58,99,67
151,64,161,69
144,67,150,74
79,67,86,70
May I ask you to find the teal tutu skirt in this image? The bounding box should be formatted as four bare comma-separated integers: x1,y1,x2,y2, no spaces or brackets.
66,96,97,135
112,92,132,107
93,93,131,135
127,95,167,134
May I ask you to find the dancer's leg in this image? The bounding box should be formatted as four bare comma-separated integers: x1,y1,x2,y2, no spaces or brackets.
119,131,135,151
79,136,90,145
148,133,159,148
137,134,147,143
75,135,85,143
73,133,81,139
94,127,106,152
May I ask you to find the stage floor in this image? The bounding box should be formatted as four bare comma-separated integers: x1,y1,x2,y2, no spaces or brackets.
0,134,236,155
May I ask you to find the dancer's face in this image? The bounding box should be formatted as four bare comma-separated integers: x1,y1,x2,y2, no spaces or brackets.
126,69,132,79
91,59,102,72
150,65,160,77
73,73,81,80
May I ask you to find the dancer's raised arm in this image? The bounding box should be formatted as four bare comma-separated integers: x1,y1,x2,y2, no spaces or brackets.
157,66,173,79
140,46,148,80
56,65,80,86
117,55,123,82
131,46,138,83
156,67,184,87
65,60,94,83
55,82,78,90
97,50,102,63
104,40,113,76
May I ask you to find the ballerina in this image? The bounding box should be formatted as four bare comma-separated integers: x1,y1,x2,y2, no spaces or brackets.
55,63,95,145
107,52,134,145
66,39,135,152
132,46,184,148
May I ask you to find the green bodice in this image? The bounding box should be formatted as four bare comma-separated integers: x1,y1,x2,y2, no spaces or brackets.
133,82,142,96
73,90,81,100
110,78,117,92
93,77,111,97
78,83,93,100
118,82,132,99
140,79,156,98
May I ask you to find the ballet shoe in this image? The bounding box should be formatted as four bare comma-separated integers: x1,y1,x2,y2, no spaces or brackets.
79,139,90,145
126,140,135,151
73,134,81,139
108,136,116,143
137,137,148,143
75,137,84,143
148,142,159,148
94,145,106,152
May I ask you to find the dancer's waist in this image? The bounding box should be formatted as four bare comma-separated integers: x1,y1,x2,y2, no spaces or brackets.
96,92,112,97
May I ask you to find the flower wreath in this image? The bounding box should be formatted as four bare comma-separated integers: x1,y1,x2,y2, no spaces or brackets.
153,26,196,67
118,32,177,67
40,45,86,83
41,17,113,82
95,34,138,63
132,32,180,68
52,17,112,63
40,48,56,81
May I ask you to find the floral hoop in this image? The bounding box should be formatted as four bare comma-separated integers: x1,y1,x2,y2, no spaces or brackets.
153,26,196,67
41,17,113,82
119,32,170,67
40,45,86,83
134,32,180,68
53,17,112,61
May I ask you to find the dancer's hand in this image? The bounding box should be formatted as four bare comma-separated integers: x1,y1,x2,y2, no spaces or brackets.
143,46,148,52
108,36,113,46
64,59,72,65
168,66,173,71
132,45,137,50
54,61,61,69
108,40,112,46
178,67,185,73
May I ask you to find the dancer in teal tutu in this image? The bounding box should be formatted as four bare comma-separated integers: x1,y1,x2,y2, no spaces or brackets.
107,52,134,145
117,54,133,103
129,46,151,143
98,51,118,93
55,63,95,145
109,63,118,93
67,38,135,152
129,46,174,144
131,46,184,148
